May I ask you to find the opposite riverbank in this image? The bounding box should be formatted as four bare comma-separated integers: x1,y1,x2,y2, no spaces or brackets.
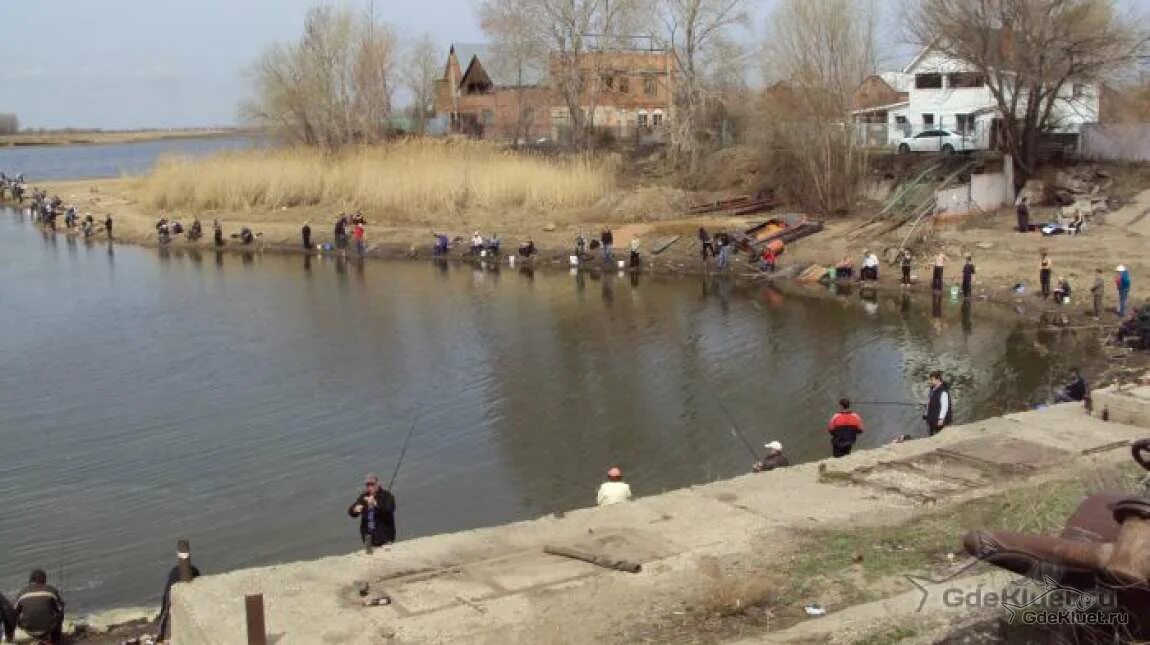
0,128,249,147
169,398,1150,644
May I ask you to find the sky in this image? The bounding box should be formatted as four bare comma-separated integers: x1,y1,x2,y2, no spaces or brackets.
0,0,775,130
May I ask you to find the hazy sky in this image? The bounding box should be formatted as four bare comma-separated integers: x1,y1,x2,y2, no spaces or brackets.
0,1,773,129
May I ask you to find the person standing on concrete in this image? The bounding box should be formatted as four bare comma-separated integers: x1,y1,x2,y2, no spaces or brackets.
961,255,975,299
1016,197,1030,233
753,441,789,472
1116,265,1132,317
302,222,312,250
15,569,65,645
156,543,201,641
828,398,864,458
1092,269,1105,320
1039,251,1053,299
601,227,614,264
597,467,632,506
924,371,953,436
348,473,397,548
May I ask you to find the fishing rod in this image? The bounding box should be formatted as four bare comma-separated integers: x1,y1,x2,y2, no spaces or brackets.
852,400,925,408
696,378,760,461
388,415,419,490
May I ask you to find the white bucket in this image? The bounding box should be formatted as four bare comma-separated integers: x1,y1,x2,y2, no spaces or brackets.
617,260,626,269
508,256,516,267
480,250,487,257
569,255,579,267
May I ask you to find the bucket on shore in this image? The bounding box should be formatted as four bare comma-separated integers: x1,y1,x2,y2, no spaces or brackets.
569,255,579,267
617,260,625,269
480,250,487,257
508,256,516,267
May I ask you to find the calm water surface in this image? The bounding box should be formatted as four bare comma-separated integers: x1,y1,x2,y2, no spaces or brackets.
0,136,263,180
0,209,1099,614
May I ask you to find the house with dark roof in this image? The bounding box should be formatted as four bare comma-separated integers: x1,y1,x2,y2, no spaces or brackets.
434,43,674,143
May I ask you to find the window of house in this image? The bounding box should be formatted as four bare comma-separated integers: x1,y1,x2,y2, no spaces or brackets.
1072,83,1085,99
638,112,649,128
955,114,975,134
619,76,630,93
915,73,943,89
601,74,615,91
644,77,657,96
482,110,494,125
652,112,664,127
948,72,985,88
922,114,935,128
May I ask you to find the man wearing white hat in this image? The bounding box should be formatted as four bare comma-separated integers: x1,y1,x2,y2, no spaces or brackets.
753,441,789,472
597,467,633,506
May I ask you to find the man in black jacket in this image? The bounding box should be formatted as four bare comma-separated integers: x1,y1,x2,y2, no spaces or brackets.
1054,368,1088,403
0,592,16,642
924,371,953,436
156,543,201,641
348,473,397,551
16,569,64,644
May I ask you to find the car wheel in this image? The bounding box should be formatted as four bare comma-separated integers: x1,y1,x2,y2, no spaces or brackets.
941,144,955,155
898,144,910,154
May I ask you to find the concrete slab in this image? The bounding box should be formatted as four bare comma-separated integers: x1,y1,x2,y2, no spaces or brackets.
469,551,594,593
940,436,1072,470
1091,384,1150,429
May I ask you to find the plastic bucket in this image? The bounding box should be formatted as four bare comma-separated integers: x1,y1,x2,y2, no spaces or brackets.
569,255,579,267
480,250,487,257
508,256,516,267
617,260,626,269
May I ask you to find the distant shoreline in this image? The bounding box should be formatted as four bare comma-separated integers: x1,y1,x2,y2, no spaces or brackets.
0,129,261,148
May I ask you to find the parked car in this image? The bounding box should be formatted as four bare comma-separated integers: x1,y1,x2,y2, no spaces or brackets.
896,129,975,154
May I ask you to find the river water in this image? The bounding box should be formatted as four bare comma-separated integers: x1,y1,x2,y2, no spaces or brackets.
0,146,1101,615
0,135,262,180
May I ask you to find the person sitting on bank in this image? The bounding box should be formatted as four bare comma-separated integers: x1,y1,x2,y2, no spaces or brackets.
828,398,864,458
156,543,201,641
1054,368,1088,404
1053,276,1072,304
240,227,254,245
0,591,16,643
470,231,484,255
213,219,224,247
860,250,879,281
16,569,65,645
348,473,397,548
597,467,632,506
518,239,537,258
188,218,203,241
486,233,501,255
629,237,641,268
753,441,789,472
835,257,854,280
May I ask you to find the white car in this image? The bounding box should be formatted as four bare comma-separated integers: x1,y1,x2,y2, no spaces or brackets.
896,129,975,154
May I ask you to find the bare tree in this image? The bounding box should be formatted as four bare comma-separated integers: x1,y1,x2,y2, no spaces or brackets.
404,34,441,135
0,114,18,135
908,0,1150,181
479,0,549,143
660,0,749,172
243,5,397,148
760,0,878,215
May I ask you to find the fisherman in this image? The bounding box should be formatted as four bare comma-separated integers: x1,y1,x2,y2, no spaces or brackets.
156,544,201,641
81,217,93,239
961,255,975,299
486,233,501,255
240,227,255,245
759,245,777,273
432,232,449,256
597,467,632,506
188,218,203,241
835,256,854,280
698,227,713,261
752,441,789,472
1091,269,1105,320
1053,276,1072,304
104,214,113,239
900,249,912,287
601,226,614,264
64,206,76,229
348,473,397,548
518,239,537,258
861,249,879,281
353,222,366,255
924,371,953,436
716,233,732,271
301,222,312,249
1016,197,1030,233
629,236,641,268
575,231,587,260
828,398,864,458
0,592,16,643
1039,251,1053,299
1054,368,1088,404
334,215,349,249
1116,265,1132,317
213,219,224,247
16,569,65,645
931,253,948,291
470,231,484,256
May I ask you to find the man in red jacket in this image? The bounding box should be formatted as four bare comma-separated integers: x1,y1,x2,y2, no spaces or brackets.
828,398,864,458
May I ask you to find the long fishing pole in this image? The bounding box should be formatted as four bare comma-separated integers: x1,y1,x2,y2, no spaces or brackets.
388,415,418,490
696,378,760,461
852,400,925,408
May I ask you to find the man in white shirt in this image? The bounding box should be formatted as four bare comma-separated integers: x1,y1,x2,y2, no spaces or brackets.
597,467,632,506
862,250,880,281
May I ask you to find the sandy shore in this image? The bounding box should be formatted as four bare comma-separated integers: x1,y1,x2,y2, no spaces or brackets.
0,129,246,147
22,176,1150,327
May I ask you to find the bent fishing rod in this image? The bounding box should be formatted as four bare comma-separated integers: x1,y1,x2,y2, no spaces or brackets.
696,377,761,461
388,415,419,490
852,400,925,409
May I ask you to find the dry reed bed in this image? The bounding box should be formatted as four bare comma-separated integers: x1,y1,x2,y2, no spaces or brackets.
141,141,617,215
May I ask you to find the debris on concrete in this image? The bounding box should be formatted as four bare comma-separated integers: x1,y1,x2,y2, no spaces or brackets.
804,604,827,617
543,544,642,573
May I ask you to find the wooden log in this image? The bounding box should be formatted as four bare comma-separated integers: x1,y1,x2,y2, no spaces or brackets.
543,545,642,573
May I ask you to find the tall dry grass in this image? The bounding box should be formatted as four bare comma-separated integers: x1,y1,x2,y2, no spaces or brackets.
141,140,616,215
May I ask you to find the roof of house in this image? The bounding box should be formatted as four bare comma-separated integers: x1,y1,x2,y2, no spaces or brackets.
879,72,912,93
451,43,548,88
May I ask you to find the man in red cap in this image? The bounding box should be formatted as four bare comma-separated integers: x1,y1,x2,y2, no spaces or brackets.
597,467,632,506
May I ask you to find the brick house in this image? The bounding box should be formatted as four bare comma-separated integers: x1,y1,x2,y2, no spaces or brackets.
434,43,674,143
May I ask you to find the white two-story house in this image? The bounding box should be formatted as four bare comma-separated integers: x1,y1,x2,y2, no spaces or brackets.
852,44,1102,151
